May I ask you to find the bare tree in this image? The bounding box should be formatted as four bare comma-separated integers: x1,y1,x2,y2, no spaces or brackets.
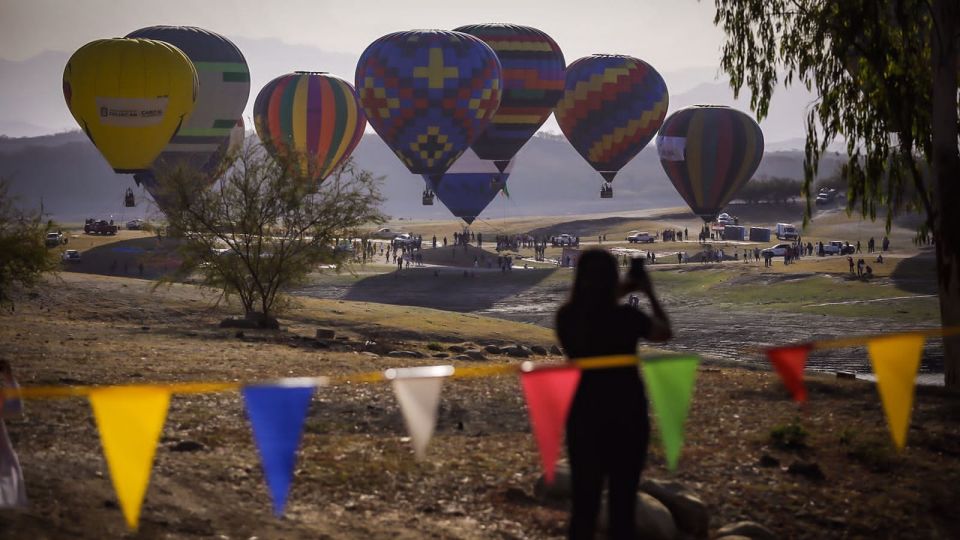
158,142,385,327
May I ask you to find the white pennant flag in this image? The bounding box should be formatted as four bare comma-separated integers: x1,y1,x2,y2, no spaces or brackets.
389,366,452,459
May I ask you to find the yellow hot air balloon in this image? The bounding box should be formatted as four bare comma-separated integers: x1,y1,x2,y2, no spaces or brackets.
63,38,198,173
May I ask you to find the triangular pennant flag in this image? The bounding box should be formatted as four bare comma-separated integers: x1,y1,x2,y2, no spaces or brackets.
519,365,581,484
89,386,170,530
242,384,315,516
642,355,700,471
767,345,811,403
867,334,925,451
392,376,445,459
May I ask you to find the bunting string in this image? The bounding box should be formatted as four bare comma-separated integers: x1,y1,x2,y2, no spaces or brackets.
2,326,953,529
4,326,956,401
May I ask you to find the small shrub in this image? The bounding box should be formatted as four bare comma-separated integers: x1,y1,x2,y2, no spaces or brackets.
770,418,809,449
427,342,443,351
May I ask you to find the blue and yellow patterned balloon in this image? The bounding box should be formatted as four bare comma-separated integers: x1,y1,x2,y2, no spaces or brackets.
355,30,502,181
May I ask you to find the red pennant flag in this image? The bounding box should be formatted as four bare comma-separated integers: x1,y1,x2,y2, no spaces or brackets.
766,345,811,403
520,365,581,484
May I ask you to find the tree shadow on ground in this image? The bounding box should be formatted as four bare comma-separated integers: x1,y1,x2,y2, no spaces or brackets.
61,236,181,279
890,249,938,295
338,266,559,313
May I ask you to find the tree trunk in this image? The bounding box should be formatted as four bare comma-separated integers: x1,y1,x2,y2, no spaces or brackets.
931,0,960,389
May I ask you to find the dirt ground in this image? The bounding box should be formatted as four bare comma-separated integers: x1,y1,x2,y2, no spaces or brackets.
1,208,955,538
1,272,958,539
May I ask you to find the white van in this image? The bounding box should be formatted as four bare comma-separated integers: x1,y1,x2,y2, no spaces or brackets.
775,223,799,240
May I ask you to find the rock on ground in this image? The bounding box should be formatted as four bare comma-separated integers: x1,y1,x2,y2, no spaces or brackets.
597,492,676,540
641,478,709,539
714,521,776,540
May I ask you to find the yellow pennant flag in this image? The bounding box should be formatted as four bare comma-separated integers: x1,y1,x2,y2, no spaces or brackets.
89,386,171,530
867,335,925,451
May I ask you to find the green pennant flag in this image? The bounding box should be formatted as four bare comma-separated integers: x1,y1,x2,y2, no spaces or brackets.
642,355,700,471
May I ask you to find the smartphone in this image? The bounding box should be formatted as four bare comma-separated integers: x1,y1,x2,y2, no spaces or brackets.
629,257,646,281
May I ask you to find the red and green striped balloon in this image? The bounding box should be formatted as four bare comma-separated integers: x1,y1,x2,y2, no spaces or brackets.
656,105,764,222
253,72,366,183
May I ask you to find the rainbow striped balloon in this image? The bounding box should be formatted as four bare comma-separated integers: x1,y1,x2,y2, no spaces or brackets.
253,72,366,183
454,24,565,172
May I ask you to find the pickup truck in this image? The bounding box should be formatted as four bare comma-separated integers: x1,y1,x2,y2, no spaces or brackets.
626,231,655,243
84,219,118,235
822,240,855,255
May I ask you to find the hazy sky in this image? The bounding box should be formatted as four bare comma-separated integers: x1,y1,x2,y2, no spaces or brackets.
0,0,725,67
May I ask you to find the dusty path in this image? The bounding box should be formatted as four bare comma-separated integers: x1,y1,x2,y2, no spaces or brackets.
293,266,944,383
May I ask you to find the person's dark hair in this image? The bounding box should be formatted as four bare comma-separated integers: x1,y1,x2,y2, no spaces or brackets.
566,249,619,311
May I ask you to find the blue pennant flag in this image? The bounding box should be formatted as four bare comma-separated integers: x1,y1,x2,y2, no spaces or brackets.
242,384,315,516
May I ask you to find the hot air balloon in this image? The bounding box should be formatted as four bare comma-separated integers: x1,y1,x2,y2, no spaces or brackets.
124,26,250,202
423,149,514,224
63,38,198,173
656,105,764,222
453,24,565,174
555,54,668,198
253,72,366,183
355,30,502,204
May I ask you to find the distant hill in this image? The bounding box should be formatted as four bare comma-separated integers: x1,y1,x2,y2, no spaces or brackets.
0,131,844,224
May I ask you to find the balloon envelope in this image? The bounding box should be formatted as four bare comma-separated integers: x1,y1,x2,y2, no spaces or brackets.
355,30,502,179
424,149,514,225
125,26,250,186
453,24,565,171
657,105,764,222
253,72,366,183
63,38,198,173
555,54,668,183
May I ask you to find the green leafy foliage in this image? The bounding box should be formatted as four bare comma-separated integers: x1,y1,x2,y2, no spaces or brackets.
713,0,960,387
770,417,809,450
0,178,59,306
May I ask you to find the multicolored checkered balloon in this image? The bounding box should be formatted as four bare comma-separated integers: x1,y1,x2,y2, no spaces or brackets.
355,30,502,181
453,24,565,173
555,54,668,184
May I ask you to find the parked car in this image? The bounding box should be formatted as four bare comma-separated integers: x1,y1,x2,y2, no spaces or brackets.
392,233,418,247
717,212,736,226
372,227,403,239
553,233,576,246
62,249,81,262
45,232,66,247
126,218,145,230
626,231,655,243
760,243,792,257
822,240,855,255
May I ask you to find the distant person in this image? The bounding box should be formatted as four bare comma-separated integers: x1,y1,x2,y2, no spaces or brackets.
865,265,873,278
432,235,437,249
677,252,683,264
876,254,884,264
856,240,862,253
868,237,875,253
556,251,671,540
848,256,855,274
857,258,865,277
882,236,890,252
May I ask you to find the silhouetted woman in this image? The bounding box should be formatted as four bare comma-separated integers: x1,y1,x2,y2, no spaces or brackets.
556,250,672,539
